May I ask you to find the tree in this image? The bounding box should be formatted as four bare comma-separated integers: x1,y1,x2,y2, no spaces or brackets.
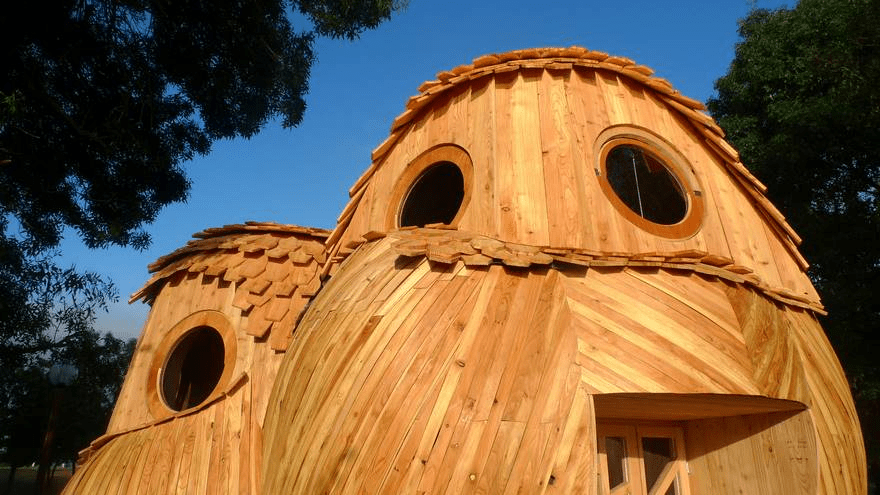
1,332,135,492
2,0,398,252
1,0,399,477
708,0,880,488
51,332,136,467
0,229,125,483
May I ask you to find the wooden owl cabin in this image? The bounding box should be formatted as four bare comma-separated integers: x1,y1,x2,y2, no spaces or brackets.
62,223,329,493
64,47,866,494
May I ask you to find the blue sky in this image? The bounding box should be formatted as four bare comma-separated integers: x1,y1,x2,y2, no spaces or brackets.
60,0,791,339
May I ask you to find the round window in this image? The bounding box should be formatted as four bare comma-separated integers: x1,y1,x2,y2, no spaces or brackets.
605,145,687,225
147,310,237,418
387,144,473,230
399,161,465,227
161,326,225,411
596,128,704,239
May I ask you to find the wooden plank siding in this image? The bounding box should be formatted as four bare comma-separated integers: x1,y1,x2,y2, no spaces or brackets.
65,49,863,495
260,235,862,494
329,49,817,310
262,239,596,494
64,224,329,494
64,380,258,495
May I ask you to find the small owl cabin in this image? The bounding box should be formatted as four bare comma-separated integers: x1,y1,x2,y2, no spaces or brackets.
63,47,866,494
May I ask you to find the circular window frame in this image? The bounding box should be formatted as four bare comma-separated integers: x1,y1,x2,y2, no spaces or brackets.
594,126,704,239
386,144,473,230
147,310,237,418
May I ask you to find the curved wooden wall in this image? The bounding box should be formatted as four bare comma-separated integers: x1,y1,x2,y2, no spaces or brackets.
261,234,865,493
726,285,866,494
63,48,865,495
262,237,596,493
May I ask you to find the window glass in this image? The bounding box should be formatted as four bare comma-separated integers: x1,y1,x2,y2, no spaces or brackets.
605,436,628,489
597,423,689,495
399,161,464,227
642,436,678,495
605,145,687,225
161,326,225,411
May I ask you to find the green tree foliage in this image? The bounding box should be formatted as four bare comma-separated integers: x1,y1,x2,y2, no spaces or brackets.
1,0,396,251
0,0,397,472
708,0,879,487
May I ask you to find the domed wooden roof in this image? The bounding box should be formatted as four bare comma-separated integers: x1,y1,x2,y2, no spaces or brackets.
324,47,816,310
131,221,329,349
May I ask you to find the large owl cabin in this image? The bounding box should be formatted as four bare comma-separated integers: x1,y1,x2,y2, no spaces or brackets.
63,47,866,494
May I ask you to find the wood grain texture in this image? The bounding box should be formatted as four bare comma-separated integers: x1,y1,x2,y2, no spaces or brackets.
686,410,818,495
724,284,866,494
64,380,256,495
66,48,864,495
260,235,862,494
329,50,817,308
262,238,593,494
65,225,328,494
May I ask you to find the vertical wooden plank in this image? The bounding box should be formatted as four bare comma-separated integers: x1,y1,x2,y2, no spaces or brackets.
494,70,520,242
428,85,469,146
374,362,447,494
584,71,640,252
493,273,571,494
461,77,497,236
239,382,252,495
67,435,118,494
399,104,431,177
501,270,560,423
514,279,576,494
185,410,210,494
106,434,144,495
426,92,452,146
595,70,631,125
455,271,554,494
205,401,226,495
565,68,615,253
416,266,517,492
538,69,588,248
699,153,784,288
279,263,438,492
393,265,502,493
495,70,550,246
131,427,162,494
617,76,657,132
121,431,154,495
224,390,242,494
144,421,175,495
548,385,596,494
173,415,197,494
371,267,488,493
